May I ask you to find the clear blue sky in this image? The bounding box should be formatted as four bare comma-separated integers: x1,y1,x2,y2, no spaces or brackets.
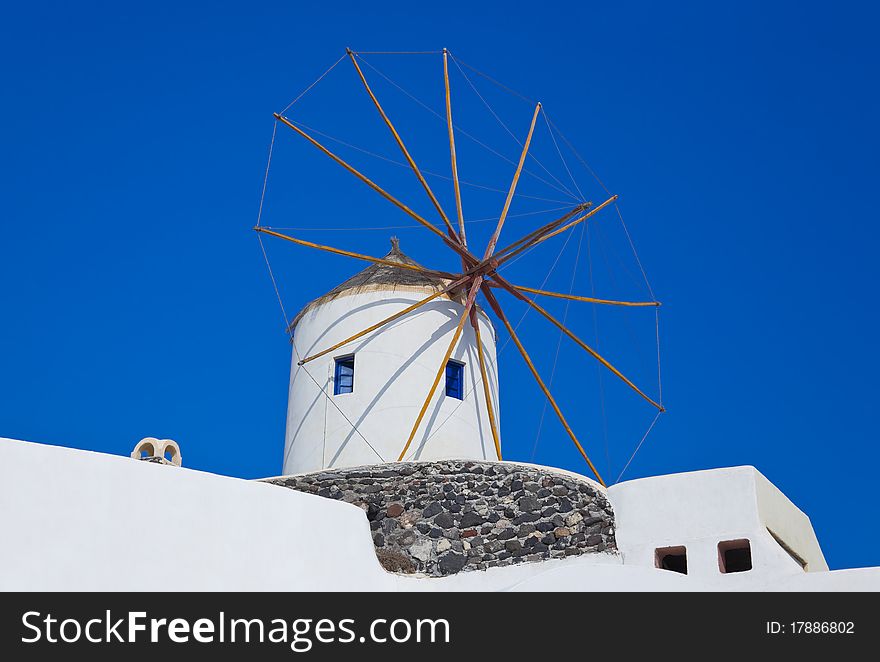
2,2,878,570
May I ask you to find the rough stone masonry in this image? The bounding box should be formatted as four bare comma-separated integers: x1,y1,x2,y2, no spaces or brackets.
264,460,616,577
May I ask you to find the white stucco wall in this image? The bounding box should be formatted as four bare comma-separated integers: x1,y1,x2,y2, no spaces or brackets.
0,437,393,591
285,291,500,474
1,437,876,591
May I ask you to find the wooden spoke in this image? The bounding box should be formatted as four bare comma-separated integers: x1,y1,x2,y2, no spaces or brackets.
443,49,467,249
486,282,660,307
299,275,471,365
469,307,501,460
483,102,542,260
491,202,591,263
514,195,619,253
493,195,618,268
398,277,483,461
347,50,460,243
482,288,605,486
489,274,664,412
450,203,593,282
273,113,478,267
254,227,457,280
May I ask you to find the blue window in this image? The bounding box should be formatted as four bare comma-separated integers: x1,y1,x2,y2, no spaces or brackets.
445,360,464,400
334,356,354,395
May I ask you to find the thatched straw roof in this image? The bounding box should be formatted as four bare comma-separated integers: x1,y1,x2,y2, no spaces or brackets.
290,237,474,329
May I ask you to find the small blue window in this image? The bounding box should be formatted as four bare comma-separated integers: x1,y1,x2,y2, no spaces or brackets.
445,360,464,400
334,356,354,395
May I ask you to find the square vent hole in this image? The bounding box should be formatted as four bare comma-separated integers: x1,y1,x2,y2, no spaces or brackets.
718,539,752,573
655,546,688,574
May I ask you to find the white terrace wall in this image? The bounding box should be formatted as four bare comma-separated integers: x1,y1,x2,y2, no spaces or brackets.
1,437,877,591
0,437,391,591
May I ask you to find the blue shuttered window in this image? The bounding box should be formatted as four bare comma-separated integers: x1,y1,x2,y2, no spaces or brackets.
445,360,464,400
334,356,354,395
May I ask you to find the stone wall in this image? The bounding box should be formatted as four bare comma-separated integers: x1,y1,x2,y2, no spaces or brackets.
264,460,616,577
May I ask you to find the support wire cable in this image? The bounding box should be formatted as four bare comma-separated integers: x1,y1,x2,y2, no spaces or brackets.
449,54,580,201
352,50,443,55
257,212,385,465
263,205,572,232
541,107,587,203
616,410,661,484
585,225,612,476
447,53,538,105
543,111,613,197
529,221,587,462
354,55,580,202
281,118,575,206
255,122,277,228
279,53,347,115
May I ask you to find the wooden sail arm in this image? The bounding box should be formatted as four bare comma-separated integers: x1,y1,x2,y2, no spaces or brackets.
397,276,484,462
493,195,618,268
346,49,461,243
488,273,665,412
273,114,479,268
506,194,619,260
447,203,599,283
298,275,471,365
483,102,542,260
481,287,605,486
469,306,501,460
490,202,592,263
484,282,660,307
443,48,467,250
254,227,458,280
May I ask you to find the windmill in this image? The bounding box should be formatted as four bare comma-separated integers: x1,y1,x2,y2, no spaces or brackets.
255,49,663,487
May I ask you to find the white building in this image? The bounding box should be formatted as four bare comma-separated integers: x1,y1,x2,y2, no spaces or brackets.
0,436,877,591
284,238,499,474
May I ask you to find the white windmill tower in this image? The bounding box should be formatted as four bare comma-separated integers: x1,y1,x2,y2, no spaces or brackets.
284,237,500,474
